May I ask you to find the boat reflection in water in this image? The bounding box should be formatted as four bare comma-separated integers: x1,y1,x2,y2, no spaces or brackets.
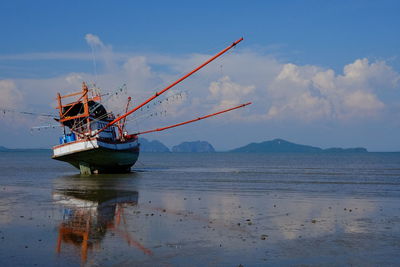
53,186,152,262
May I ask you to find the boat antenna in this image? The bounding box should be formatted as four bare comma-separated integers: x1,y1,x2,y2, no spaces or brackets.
93,37,244,137
89,41,98,82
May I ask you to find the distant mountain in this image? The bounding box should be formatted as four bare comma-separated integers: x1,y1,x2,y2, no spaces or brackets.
230,139,368,153
139,138,170,152
172,141,215,153
0,146,8,151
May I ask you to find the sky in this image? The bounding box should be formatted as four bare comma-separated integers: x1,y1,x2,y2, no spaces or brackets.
0,0,399,151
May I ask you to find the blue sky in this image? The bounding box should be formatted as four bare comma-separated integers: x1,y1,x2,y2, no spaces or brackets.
0,0,399,151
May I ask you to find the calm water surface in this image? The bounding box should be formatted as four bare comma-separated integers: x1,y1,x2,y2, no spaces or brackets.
0,151,400,266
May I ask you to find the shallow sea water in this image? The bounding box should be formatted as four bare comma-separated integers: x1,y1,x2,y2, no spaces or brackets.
0,151,400,266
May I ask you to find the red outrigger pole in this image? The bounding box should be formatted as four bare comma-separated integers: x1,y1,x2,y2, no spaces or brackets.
127,102,252,137
93,37,244,136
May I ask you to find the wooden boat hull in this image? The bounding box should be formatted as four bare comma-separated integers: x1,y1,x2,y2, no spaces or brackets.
52,138,139,174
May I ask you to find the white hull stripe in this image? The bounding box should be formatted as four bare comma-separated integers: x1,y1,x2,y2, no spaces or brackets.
53,139,138,158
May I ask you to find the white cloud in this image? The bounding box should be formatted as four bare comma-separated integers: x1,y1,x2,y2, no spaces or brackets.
265,58,399,121
0,80,34,127
65,73,84,87
122,56,154,91
85,33,104,47
2,35,400,130
85,33,117,73
208,75,255,110
341,58,400,88
344,90,384,115
1,34,400,150
0,80,23,109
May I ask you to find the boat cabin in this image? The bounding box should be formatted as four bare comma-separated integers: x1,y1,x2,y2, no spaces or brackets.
56,82,117,143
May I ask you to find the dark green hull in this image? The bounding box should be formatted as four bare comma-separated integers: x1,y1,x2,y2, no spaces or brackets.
53,146,140,174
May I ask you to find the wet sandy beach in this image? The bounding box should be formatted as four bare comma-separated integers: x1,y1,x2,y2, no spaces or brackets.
1,151,400,266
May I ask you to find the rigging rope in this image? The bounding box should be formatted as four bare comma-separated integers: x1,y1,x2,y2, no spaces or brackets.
0,108,55,118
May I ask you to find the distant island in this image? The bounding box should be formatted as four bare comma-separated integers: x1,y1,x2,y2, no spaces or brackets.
230,139,368,153
139,138,170,152
138,138,367,153
0,138,370,153
172,141,215,153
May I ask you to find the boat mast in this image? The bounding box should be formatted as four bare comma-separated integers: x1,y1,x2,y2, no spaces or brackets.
121,96,131,133
82,82,91,134
56,82,93,135
57,93,66,135
93,37,244,137
117,96,132,139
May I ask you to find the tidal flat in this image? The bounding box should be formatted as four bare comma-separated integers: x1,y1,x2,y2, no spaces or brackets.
0,151,400,266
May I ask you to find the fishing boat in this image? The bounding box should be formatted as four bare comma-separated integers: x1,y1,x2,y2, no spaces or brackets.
52,83,140,174
52,37,251,174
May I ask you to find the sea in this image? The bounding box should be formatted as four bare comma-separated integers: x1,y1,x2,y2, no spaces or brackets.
0,151,400,266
